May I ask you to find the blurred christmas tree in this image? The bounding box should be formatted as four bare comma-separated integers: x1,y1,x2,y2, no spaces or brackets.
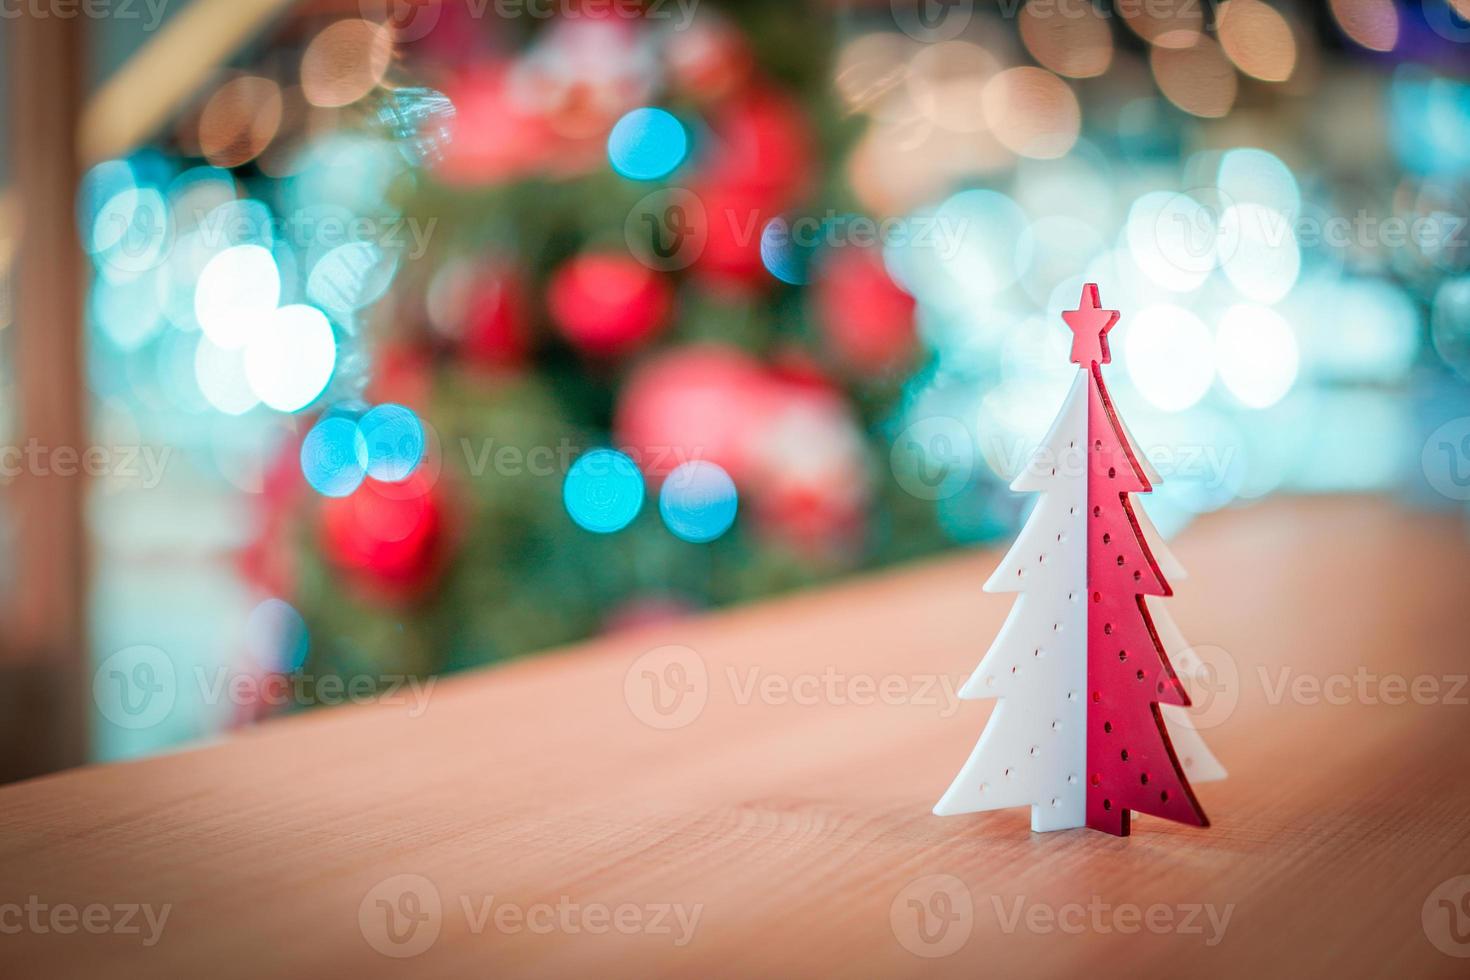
242,0,961,685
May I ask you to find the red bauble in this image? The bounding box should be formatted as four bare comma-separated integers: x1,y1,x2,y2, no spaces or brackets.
614,344,778,482
319,471,448,602
369,342,435,408
700,88,813,208
688,88,815,290
745,386,872,558
687,182,779,291
427,258,530,370
665,15,754,103
615,344,874,556
813,247,917,377
435,65,557,186
548,253,673,357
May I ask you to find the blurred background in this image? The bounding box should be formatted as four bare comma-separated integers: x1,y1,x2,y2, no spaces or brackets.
1,0,1468,778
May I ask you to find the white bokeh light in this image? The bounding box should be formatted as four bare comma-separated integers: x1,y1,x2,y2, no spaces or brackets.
1215,304,1299,408
1125,191,1217,293
194,244,281,349
1220,203,1300,302
1123,304,1216,412
934,189,1033,303
244,304,337,412
1217,148,1300,217
194,335,260,416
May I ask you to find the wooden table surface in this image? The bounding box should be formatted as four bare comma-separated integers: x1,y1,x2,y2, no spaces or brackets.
3,497,1470,978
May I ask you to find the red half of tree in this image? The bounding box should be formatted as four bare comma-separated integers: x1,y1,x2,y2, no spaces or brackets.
1084,363,1207,836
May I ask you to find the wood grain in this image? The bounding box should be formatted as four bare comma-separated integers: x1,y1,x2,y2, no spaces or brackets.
2,497,1469,978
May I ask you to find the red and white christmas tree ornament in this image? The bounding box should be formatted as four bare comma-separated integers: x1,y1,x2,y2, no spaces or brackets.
936,284,1224,837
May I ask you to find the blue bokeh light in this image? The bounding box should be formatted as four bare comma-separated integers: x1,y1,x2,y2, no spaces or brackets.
607,107,689,181
300,415,369,498
564,449,644,534
659,460,738,544
246,598,310,674
759,218,810,285
359,403,425,482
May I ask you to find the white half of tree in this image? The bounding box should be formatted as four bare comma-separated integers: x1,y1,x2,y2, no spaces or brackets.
935,371,1088,832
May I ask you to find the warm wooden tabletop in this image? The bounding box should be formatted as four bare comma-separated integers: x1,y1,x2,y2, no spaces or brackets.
2,497,1470,978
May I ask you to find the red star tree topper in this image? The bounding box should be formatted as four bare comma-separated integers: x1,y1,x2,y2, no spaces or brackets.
936,284,1223,836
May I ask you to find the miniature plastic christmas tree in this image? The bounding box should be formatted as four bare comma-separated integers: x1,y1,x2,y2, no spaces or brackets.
935,284,1223,836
